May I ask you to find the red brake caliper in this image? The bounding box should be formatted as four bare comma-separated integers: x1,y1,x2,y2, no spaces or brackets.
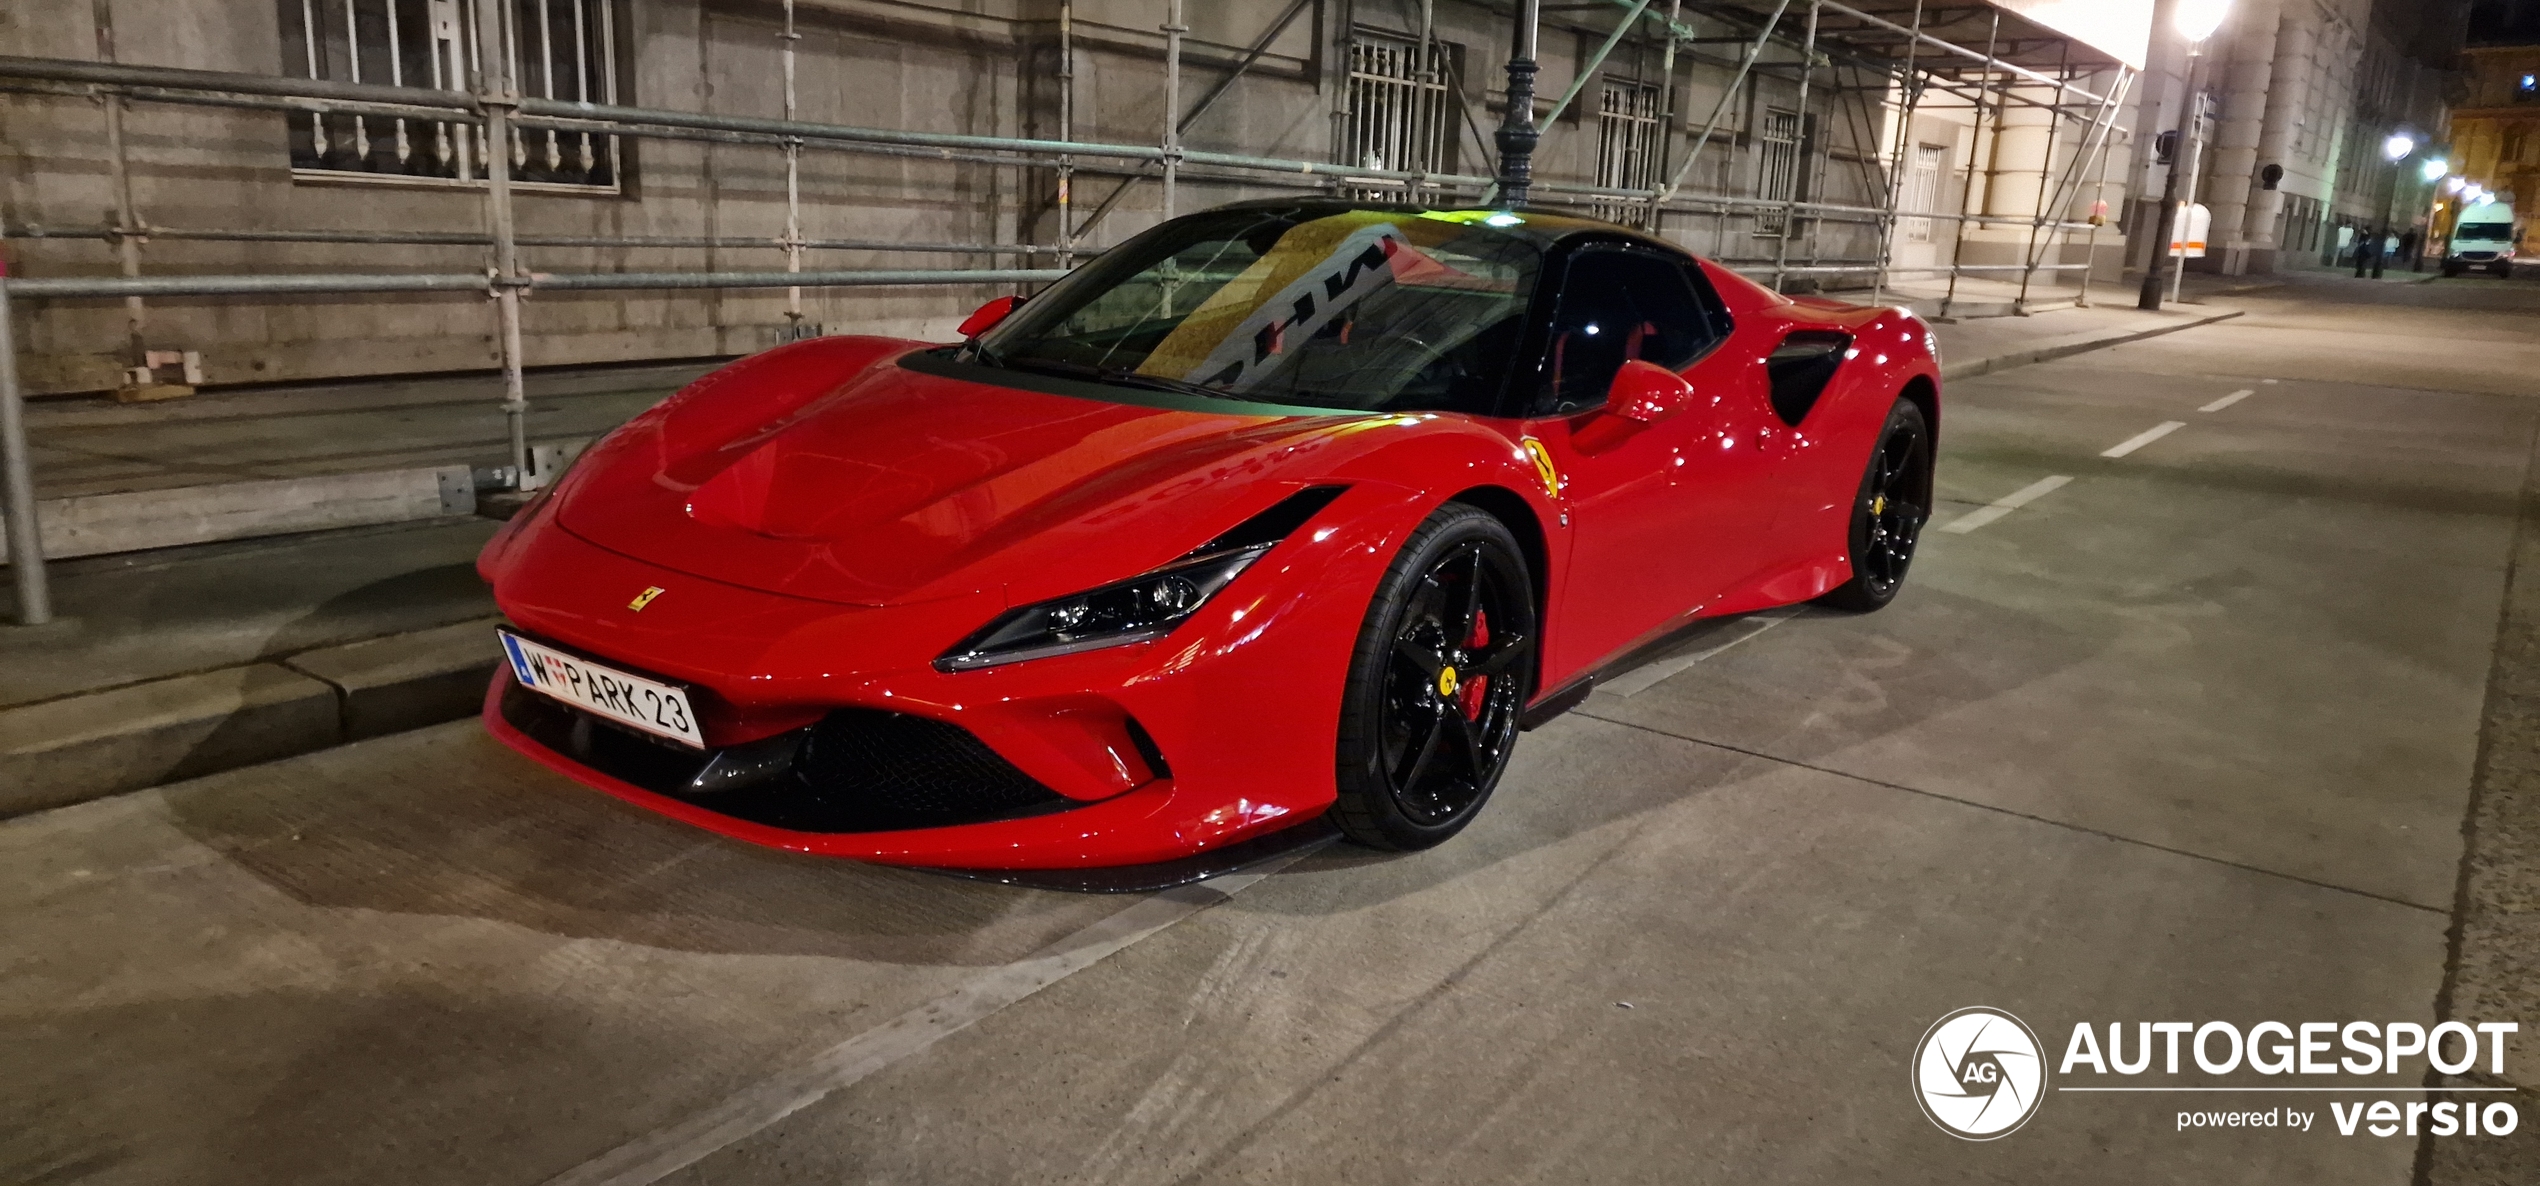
1460,607,1490,719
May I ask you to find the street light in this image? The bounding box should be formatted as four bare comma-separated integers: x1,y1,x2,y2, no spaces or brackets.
2422,157,2450,182
2141,0,2235,310
2369,130,2419,275
2175,0,2232,40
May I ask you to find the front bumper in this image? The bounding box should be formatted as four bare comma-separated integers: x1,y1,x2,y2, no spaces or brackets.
486,663,1320,870
479,489,1406,869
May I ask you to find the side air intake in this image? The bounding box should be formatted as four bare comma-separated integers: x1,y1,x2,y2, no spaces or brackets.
1765,332,1853,427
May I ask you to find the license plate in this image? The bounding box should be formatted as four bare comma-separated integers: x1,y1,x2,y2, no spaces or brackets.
499,631,706,749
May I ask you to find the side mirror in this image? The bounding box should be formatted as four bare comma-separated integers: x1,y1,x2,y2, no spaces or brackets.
957,295,1023,339
1607,359,1697,423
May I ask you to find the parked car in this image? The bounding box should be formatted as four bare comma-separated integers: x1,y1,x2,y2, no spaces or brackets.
2444,200,2518,277
475,199,1942,882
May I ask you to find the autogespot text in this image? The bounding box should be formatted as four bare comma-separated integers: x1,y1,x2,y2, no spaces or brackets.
2057,1019,2522,1139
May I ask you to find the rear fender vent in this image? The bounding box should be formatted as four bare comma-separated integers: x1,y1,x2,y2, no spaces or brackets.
1765,332,1853,427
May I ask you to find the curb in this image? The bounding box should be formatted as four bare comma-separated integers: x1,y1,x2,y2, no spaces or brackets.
0,617,503,818
1939,308,2246,383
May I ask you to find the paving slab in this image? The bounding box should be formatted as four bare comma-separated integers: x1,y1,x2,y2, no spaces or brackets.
649,720,2444,1186
0,721,1127,1186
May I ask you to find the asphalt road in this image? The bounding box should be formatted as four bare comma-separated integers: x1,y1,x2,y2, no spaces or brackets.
6,270,2538,1185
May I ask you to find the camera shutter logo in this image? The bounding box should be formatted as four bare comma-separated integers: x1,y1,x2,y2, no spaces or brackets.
1913,1007,2048,1140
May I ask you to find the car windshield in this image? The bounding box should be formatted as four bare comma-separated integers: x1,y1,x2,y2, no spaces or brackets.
2456,222,2513,241
973,207,1543,413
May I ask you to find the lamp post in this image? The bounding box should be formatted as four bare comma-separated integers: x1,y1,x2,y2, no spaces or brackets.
2139,0,2233,311
1493,0,1544,207
2369,132,2416,277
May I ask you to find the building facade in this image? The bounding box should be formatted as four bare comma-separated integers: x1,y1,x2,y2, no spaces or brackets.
6,1,2150,397
2447,43,2540,255
2119,0,2464,276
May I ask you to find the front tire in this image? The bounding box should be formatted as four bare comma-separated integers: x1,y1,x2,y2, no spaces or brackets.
1331,504,1536,851
1816,398,1933,613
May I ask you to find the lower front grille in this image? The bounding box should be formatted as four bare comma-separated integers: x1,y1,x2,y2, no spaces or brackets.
500,680,1077,833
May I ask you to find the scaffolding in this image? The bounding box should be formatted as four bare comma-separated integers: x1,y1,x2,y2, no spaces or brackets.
0,0,2138,625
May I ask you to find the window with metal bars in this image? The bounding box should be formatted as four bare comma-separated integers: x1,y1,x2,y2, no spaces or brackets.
1753,107,1802,235
1901,144,1942,242
1593,79,1663,221
276,0,623,192
1343,29,1459,185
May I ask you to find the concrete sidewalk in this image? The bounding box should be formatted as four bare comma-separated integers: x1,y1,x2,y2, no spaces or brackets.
0,297,2249,818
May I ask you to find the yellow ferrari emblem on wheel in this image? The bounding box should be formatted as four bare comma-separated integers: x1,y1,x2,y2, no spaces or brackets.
627,586,666,612
1438,665,1460,698
1872,495,1885,515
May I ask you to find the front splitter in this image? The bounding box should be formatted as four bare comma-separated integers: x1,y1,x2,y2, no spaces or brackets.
913,813,1343,894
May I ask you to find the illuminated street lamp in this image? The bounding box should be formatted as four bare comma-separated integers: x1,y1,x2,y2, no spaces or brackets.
2422,157,2450,182
2140,0,2236,310
2371,129,2420,275
2175,0,2232,41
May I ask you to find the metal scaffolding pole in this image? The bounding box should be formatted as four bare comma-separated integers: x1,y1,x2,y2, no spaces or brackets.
781,0,804,328
2014,48,2072,313
1771,0,1821,291
1646,0,1685,230
1649,0,1793,228
1161,0,1185,220
2075,77,2133,309
1417,0,1439,204
2023,66,2134,310
1870,0,1924,305
1058,0,1075,263
0,273,46,626
471,0,531,486
92,0,147,375
0,225,1076,254
1068,0,1313,244
5,270,1071,299
1541,0,1655,129
1938,6,2000,320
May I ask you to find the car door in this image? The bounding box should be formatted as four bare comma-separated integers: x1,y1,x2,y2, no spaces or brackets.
1522,243,1778,678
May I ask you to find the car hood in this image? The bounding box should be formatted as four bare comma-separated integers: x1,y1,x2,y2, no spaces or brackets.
558,340,1335,607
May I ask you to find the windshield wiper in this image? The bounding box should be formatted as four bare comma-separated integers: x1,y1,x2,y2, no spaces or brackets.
1092,369,1233,401
986,355,1236,401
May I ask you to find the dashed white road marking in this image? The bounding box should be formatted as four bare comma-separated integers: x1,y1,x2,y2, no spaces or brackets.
2101,420,2187,458
1941,474,2074,535
2200,389,2254,413
1601,607,1805,697
544,859,1303,1186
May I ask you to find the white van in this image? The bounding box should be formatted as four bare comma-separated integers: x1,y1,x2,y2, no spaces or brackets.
2444,201,2518,278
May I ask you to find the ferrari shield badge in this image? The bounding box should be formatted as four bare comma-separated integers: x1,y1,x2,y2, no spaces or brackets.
1520,438,1562,499
627,586,666,612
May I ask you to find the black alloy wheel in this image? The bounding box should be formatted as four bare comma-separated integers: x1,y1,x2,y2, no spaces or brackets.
1817,398,1933,613
1332,504,1536,851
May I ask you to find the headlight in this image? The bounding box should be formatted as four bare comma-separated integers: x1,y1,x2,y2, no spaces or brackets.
935,545,1270,671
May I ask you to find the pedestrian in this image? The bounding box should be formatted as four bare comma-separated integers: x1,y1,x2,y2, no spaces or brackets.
2399,227,2421,271
2354,226,2378,278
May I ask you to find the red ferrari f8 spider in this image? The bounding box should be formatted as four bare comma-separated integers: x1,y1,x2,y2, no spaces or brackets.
478,200,1940,884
